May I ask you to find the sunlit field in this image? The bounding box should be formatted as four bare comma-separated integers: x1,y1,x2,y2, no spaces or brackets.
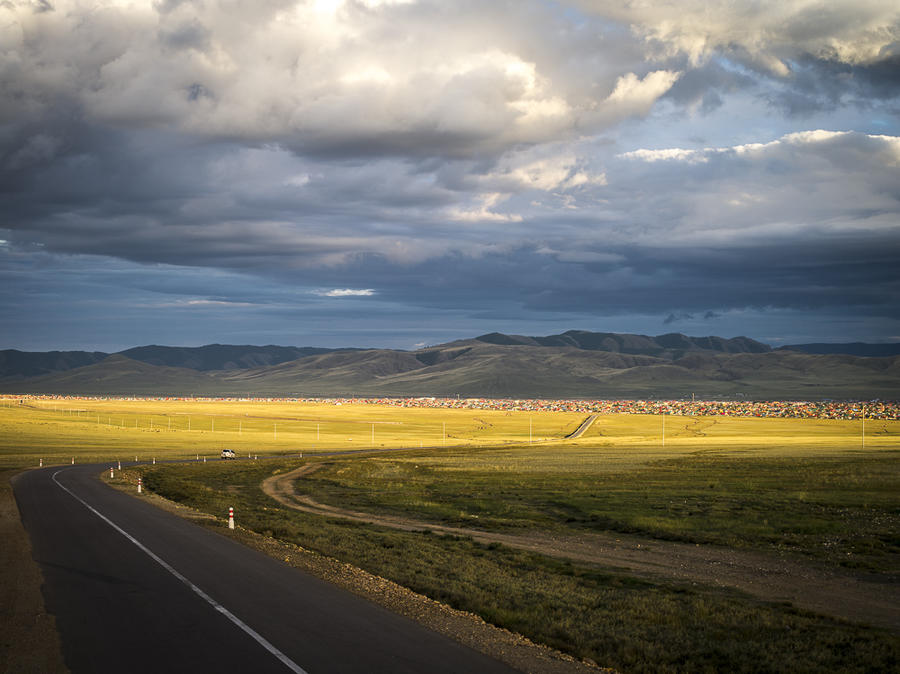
2,396,893,471
0,398,585,468
5,397,900,671
128,403,899,673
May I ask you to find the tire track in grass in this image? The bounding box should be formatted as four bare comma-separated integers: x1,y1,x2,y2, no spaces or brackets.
262,464,900,631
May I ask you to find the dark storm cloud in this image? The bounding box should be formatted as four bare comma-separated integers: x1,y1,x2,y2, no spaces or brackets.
763,54,900,116
3,124,900,331
662,60,757,113
2,1,900,349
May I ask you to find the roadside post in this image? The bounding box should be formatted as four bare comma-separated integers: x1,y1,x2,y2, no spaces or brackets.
137,477,142,493
228,507,235,530
109,467,114,479
39,458,42,467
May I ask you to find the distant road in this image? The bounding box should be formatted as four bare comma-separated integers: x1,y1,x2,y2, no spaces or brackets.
14,464,518,674
567,414,598,439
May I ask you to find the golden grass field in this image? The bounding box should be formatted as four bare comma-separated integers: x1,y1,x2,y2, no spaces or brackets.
1,396,896,471
4,396,899,673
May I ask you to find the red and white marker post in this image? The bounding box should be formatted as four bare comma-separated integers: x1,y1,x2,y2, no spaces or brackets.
137,477,142,493
39,458,43,467
109,466,114,479
228,506,235,530
71,457,75,465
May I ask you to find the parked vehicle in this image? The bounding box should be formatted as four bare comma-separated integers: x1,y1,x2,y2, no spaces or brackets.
221,448,236,459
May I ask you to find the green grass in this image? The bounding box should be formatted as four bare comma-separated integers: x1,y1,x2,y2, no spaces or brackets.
4,399,899,671
302,450,900,572
140,457,900,673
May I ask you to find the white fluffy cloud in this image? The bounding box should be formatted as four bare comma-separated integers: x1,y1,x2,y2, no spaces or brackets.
577,0,900,72
0,0,682,157
612,131,900,246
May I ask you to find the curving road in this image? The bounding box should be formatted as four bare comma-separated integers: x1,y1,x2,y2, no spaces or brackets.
13,464,518,674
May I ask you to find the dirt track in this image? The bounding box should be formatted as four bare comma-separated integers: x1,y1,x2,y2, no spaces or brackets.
263,464,900,632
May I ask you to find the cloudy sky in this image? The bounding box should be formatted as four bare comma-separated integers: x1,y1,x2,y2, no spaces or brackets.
2,0,899,351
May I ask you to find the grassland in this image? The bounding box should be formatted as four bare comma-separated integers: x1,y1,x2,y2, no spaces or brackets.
297,415,900,572
4,398,900,672
0,397,584,468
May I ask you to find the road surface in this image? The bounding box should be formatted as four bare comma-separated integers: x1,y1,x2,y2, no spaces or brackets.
14,464,519,674
566,414,598,438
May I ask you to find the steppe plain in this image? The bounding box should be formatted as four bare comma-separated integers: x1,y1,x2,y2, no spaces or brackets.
2,397,899,673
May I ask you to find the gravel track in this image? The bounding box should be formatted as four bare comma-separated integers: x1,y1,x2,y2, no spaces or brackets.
263,464,900,632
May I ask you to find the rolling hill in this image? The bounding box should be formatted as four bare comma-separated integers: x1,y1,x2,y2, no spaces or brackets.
778,343,900,358
2,332,898,399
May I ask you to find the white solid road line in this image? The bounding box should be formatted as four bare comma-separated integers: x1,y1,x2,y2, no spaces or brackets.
51,468,309,674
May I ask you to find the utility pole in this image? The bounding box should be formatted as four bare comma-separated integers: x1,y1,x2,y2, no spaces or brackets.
862,404,866,449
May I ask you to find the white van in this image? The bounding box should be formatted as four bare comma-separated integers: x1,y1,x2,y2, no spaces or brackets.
221,448,236,459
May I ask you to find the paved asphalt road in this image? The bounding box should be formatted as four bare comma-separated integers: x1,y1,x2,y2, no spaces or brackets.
14,463,519,674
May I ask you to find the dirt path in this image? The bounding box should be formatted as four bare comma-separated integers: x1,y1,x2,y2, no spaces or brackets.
263,465,900,632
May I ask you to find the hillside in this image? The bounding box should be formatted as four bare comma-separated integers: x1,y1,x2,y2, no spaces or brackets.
119,344,341,371
0,349,108,379
0,344,347,379
9,355,222,396
474,330,771,356
3,337,898,400
779,343,900,358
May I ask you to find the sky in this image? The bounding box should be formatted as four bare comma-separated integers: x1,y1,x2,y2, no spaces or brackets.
2,0,899,352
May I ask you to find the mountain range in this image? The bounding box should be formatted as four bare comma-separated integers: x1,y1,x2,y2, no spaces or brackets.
1,331,898,399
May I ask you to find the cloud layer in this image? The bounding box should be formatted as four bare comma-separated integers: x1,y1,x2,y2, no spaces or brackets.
2,0,899,350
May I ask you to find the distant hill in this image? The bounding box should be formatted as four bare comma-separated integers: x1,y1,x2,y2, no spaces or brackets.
2,332,898,400
779,343,900,358
119,344,340,371
475,330,771,356
0,344,348,380
9,354,220,396
0,349,107,379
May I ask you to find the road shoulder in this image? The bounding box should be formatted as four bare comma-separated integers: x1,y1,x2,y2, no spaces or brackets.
1,470,68,674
